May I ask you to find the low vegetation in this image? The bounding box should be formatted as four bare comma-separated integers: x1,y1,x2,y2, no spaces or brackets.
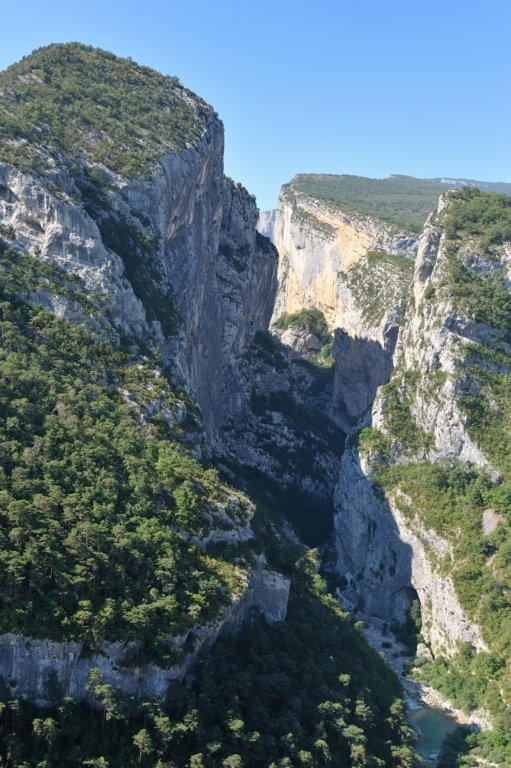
273,308,330,345
285,174,444,233
0,43,209,178
443,186,511,248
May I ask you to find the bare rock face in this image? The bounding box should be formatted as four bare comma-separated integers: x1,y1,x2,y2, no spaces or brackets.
257,209,275,240
272,185,417,331
0,162,151,342
387,215,490,465
0,114,278,451
271,183,416,432
332,329,394,433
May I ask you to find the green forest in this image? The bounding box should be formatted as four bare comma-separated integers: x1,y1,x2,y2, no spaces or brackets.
0,540,417,767
285,174,444,233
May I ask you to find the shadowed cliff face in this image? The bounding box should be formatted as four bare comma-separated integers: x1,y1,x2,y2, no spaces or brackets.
332,329,394,432
334,440,487,654
185,181,278,443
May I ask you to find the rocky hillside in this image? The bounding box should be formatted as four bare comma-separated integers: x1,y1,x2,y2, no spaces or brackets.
0,44,416,768
335,187,511,758
0,43,279,449
270,173,511,439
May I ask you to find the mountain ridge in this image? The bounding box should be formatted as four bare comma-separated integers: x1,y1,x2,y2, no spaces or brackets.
0,43,416,768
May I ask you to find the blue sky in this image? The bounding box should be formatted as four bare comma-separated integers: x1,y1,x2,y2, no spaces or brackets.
1,0,510,210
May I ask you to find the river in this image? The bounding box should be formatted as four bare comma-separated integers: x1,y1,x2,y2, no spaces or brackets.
409,703,460,763
354,613,468,764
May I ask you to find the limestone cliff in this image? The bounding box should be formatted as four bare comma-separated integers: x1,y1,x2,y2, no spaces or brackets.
334,439,487,655
0,133,277,451
270,177,417,431
334,189,511,662
0,556,289,707
257,209,275,240
272,180,417,333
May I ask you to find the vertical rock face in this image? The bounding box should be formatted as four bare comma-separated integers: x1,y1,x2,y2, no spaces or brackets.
334,443,487,653
386,212,491,465
186,180,278,443
272,182,417,331
0,115,278,450
332,331,395,431
124,122,279,443
93,120,279,447
270,180,417,431
257,209,275,240
334,190,511,656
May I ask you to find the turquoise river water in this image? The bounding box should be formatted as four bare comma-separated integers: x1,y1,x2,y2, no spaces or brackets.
409,704,460,762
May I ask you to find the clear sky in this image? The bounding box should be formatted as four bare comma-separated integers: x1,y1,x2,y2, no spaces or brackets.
1,0,510,211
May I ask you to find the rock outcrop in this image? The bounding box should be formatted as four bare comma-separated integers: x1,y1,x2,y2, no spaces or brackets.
270,179,417,431
0,557,290,706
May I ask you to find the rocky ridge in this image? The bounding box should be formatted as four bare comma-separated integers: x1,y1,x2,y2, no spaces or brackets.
0,50,343,524
335,189,511,661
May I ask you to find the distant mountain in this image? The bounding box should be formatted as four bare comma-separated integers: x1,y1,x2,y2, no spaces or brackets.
429,177,511,195
257,209,275,239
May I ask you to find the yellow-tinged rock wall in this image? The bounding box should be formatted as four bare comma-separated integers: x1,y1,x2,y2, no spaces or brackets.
272,192,410,331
